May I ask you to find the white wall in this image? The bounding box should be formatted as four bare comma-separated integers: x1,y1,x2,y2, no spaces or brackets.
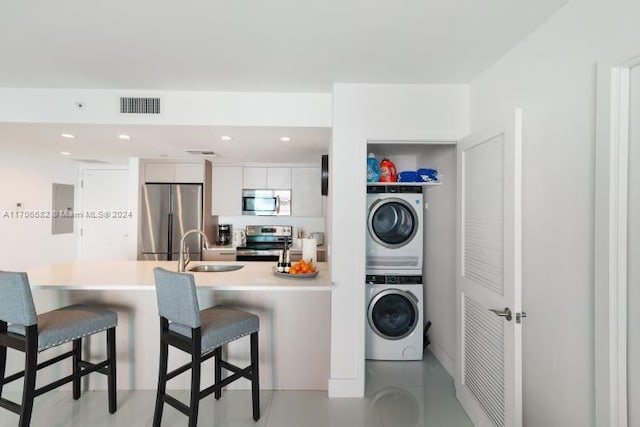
0,151,78,271
628,63,640,427
329,83,469,397
0,89,331,127
469,0,640,425
417,145,457,375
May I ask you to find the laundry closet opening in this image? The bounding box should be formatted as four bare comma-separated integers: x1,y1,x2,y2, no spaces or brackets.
364,142,457,373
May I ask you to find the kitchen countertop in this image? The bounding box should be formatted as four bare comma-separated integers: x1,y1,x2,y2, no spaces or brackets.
26,260,332,291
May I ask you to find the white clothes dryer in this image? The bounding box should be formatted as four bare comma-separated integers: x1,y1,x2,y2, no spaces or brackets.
366,274,424,361
366,185,423,275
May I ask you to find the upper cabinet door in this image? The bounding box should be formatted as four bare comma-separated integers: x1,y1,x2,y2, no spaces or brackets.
174,163,204,183
144,162,204,183
267,167,292,189
291,167,322,217
243,167,292,189
212,166,243,216
144,162,176,182
243,167,267,189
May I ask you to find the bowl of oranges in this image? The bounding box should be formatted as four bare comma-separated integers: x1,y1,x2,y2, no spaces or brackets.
273,259,318,279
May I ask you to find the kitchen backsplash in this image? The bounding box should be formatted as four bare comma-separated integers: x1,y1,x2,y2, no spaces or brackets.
217,216,325,247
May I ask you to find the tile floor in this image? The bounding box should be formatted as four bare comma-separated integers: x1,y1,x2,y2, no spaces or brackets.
0,351,472,426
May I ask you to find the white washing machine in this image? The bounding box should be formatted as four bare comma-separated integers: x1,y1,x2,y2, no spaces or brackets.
366,274,424,360
366,185,423,274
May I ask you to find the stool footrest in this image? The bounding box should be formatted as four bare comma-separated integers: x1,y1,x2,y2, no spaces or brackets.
166,350,216,382
163,394,190,416
0,397,20,415
35,359,110,397
200,362,254,400
1,350,75,386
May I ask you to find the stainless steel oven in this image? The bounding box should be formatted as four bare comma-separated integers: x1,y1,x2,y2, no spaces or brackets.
242,189,291,216
235,225,292,261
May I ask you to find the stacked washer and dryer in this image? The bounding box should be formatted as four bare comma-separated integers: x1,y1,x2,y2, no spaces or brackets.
366,185,425,361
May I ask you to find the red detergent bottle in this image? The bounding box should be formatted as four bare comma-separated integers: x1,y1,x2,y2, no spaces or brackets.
379,158,398,182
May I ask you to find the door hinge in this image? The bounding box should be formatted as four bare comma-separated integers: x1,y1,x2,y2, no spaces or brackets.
516,311,527,324
80,179,84,189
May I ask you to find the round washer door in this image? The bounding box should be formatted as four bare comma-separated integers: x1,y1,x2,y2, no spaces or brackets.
368,197,419,249
368,289,419,340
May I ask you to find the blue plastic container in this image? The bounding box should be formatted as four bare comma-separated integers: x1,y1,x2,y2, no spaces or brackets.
367,154,380,182
417,168,439,182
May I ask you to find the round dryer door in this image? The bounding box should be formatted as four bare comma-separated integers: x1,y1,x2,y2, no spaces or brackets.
368,289,419,340
368,198,418,248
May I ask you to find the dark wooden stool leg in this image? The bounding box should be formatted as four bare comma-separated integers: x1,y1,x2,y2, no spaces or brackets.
19,326,38,427
251,332,260,421
72,338,82,400
188,329,202,427
153,319,169,427
107,327,117,413
0,321,7,399
214,347,222,400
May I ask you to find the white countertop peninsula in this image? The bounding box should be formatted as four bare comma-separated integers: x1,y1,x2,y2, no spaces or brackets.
26,260,331,291
19,260,331,392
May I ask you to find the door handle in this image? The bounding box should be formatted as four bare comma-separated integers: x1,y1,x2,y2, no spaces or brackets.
489,307,512,321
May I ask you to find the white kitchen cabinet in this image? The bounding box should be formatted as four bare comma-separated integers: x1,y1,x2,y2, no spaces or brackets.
243,167,291,189
144,161,204,183
212,166,243,215
175,162,205,182
267,167,291,189
242,167,267,189
202,247,236,261
291,167,322,217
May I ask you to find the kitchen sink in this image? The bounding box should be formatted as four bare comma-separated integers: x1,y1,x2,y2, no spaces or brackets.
188,264,244,273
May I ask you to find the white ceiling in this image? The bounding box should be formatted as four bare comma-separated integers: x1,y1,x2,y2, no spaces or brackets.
0,0,566,163
0,123,331,164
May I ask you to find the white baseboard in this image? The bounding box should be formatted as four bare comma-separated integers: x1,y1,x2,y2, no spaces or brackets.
429,342,455,378
328,377,364,398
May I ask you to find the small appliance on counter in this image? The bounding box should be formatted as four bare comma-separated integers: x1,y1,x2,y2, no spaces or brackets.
232,228,246,248
216,224,231,246
235,225,292,261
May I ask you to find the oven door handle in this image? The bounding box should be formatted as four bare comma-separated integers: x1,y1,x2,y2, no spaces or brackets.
236,249,281,257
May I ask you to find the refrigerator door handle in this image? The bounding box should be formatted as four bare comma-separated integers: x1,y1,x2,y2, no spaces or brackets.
167,212,173,260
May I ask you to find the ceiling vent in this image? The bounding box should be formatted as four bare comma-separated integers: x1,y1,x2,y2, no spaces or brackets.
186,149,217,156
120,97,161,114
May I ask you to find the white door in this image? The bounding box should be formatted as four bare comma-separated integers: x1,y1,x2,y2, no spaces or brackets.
455,108,523,427
79,169,130,260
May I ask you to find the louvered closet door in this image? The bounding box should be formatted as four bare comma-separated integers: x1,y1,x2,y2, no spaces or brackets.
455,109,523,427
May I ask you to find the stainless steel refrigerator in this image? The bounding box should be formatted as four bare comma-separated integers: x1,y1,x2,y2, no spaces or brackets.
138,183,204,261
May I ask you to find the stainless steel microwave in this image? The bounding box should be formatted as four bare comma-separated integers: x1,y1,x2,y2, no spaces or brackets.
242,189,291,216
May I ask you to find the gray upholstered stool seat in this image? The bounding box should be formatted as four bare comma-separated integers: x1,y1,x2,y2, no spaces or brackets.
8,304,118,352
169,306,259,354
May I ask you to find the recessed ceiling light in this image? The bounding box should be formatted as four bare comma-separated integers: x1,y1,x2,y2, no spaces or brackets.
61,133,75,139
280,136,291,142
118,134,131,140
60,151,71,156
221,136,232,141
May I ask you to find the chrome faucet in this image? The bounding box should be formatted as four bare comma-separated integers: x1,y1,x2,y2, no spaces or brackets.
178,229,211,272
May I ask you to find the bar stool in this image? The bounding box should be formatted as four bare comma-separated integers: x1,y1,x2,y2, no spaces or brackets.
152,267,260,427
0,271,118,427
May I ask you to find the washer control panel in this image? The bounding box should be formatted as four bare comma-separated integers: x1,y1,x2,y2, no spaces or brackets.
366,274,422,285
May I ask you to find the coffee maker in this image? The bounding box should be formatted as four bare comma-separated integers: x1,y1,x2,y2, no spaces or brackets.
216,224,231,246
